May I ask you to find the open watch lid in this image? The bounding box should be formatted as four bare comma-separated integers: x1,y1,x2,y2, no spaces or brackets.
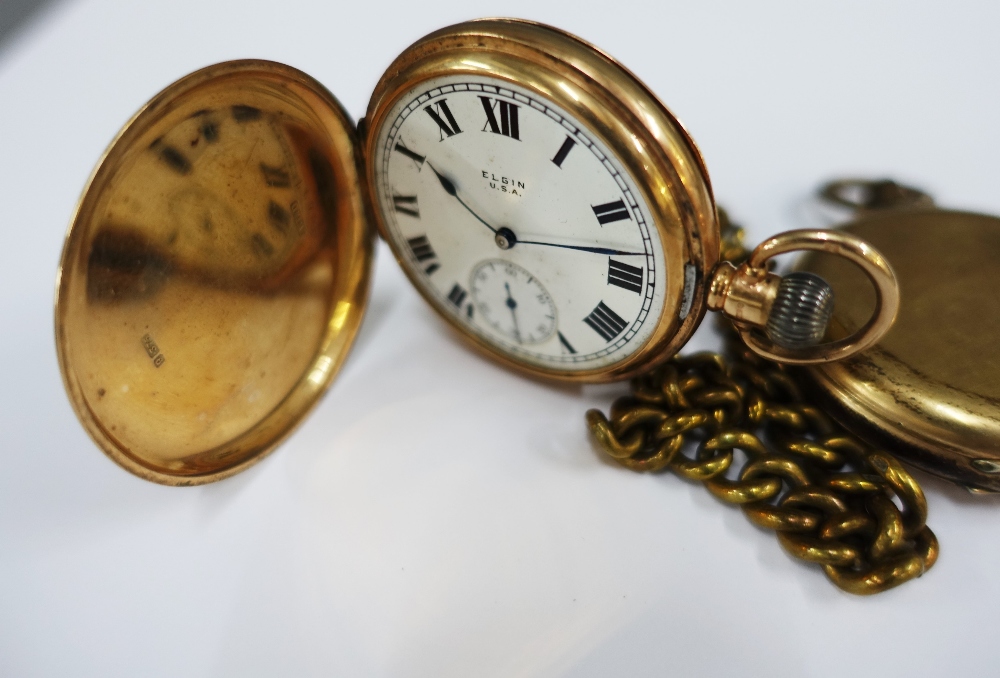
55,61,375,485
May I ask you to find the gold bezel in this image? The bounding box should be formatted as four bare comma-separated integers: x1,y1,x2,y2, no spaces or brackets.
363,19,719,383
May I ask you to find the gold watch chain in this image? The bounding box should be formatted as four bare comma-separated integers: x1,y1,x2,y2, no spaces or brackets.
586,209,937,595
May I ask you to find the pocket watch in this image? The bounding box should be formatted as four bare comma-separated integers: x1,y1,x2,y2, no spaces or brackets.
797,179,1000,493
54,19,898,485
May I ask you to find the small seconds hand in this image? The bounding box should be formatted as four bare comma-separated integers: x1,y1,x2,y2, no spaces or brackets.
504,282,522,344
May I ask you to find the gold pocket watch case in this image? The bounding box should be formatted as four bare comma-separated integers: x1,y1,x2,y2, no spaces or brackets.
56,19,897,484
361,20,718,382
798,181,1000,492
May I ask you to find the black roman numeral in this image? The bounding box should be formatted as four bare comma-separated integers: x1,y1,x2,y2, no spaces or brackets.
592,199,631,225
393,194,419,218
552,136,576,167
447,284,468,308
407,235,439,274
261,163,291,188
394,141,426,169
424,100,462,140
607,259,644,294
407,235,435,261
558,331,577,354
479,97,520,140
584,301,628,342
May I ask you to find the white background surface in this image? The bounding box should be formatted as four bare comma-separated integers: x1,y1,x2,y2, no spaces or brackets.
2,1,999,676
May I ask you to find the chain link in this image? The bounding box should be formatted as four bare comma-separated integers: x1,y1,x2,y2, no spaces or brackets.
586,210,938,595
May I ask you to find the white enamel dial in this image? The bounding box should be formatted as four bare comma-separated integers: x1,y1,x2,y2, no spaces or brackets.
374,75,668,372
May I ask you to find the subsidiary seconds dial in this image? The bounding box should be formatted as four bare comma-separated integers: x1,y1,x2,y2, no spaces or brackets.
374,75,668,373
471,259,557,345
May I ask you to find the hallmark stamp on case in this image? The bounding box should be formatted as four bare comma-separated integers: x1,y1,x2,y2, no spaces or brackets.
141,333,165,368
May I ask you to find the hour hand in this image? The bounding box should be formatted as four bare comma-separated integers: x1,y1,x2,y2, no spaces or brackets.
426,161,496,234
428,162,457,196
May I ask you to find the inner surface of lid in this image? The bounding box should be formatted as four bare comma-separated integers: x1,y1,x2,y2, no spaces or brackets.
56,61,373,485
797,209,1000,485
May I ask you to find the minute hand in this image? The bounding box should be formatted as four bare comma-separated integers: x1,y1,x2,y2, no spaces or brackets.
516,238,645,256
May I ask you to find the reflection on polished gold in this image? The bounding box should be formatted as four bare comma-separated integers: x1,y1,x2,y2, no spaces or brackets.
707,229,899,365
56,61,375,485
798,206,1000,491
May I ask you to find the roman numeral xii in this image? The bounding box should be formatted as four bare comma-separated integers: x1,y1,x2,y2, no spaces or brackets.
479,97,520,140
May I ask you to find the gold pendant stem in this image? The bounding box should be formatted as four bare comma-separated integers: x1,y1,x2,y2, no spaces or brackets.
706,260,782,329
706,228,900,365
